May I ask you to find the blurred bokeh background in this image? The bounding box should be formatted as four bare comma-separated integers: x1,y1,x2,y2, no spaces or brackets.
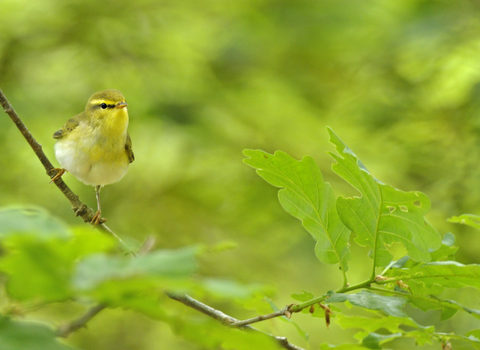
2,0,480,349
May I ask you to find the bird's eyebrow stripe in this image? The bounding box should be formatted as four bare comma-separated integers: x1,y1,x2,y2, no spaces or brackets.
90,99,123,106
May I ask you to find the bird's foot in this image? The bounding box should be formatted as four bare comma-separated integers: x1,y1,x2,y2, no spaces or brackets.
49,168,66,183
90,210,107,227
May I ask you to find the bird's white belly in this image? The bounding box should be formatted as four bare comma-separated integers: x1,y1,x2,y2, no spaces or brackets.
54,138,129,186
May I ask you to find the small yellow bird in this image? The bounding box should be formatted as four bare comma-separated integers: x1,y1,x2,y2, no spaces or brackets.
51,89,134,225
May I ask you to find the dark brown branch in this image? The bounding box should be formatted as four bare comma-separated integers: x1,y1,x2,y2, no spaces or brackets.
0,88,135,255
167,293,305,350
56,304,106,338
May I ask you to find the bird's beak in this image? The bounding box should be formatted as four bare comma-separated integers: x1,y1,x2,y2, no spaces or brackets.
116,102,128,109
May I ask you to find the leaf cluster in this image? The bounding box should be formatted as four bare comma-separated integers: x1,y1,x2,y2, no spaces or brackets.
244,128,480,349
0,207,276,350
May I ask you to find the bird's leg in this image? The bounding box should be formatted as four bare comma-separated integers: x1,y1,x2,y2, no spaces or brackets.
49,168,66,183
91,185,103,226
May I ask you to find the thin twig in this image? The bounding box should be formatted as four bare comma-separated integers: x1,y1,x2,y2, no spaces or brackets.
229,305,293,327
0,88,134,254
56,304,106,338
167,293,305,350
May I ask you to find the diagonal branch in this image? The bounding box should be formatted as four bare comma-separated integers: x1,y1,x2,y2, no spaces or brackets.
56,304,106,338
0,88,135,255
167,293,305,350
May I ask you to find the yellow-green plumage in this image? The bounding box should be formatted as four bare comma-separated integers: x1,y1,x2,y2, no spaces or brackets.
53,89,134,224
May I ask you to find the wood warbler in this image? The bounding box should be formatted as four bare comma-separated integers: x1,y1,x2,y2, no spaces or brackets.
51,89,134,225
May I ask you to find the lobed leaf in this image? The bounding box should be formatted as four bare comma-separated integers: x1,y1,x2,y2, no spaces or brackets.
328,128,442,267
327,290,407,317
335,314,421,333
243,149,351,271
389,261,480,291
362,332,402,349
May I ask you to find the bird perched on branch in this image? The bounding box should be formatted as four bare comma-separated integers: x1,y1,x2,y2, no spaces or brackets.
51,89,134,225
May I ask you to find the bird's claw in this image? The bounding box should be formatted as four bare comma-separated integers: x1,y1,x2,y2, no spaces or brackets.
90,210,106,227
49,168,66,183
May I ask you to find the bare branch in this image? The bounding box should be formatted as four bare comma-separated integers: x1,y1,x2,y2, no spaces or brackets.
230,305,293,327
167,293,306,350
56,304,106,338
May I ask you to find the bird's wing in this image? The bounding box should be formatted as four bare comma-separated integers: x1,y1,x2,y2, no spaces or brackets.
125,132,135,163
53,113,82,139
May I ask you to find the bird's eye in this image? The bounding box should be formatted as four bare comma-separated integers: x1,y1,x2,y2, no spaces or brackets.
100,103,107,109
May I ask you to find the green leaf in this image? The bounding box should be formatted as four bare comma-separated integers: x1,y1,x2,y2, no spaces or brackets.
362,332,402,349
0,229,116,302
0,236,74,301
407,297,458,321
291,290,315,302
390,261,480,291
321,344,369,350
0,316,75,350
243,149,351,271
327,290,407,317
73,246,198,305
201,278,256,299
328,128,442,267
448,214,480,231
335,314,420,333
0,207,70,239
430,232,458,262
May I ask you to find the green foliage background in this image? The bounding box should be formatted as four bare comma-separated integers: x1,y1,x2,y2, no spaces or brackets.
2,0,480,349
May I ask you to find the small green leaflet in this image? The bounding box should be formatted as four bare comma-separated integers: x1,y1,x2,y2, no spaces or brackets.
448,214,480,231
362,332,402,349
327,290,407,317
327,128,442,267
243,149,351,271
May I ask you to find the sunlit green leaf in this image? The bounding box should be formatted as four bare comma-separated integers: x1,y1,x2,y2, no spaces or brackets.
362,332,402,349
0,207,70,239
389,261,480,291
201,278,256,299
407,296,458,321
328,128,442,267
0,236,75,301
448,214,480,231
335,314,419,333
0,227,116,302
74,246,198,291
73,246,198,306
243,149,351,271
327,291,407,317
0,316,75,350
291,290,314,302
466,330,480,340
321,343,369,350
430,232,458,262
